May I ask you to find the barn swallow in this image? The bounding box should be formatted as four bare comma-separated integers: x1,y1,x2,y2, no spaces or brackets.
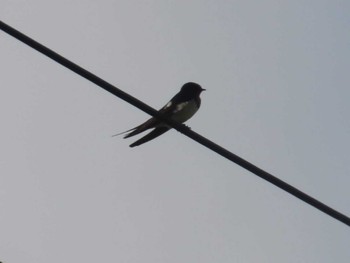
113,82,205,147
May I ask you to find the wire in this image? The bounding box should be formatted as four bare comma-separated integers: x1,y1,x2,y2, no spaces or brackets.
1,20,349,227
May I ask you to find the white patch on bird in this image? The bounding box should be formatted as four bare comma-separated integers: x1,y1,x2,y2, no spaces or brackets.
175,102,188,112
164,101,172,109
171,100,199,123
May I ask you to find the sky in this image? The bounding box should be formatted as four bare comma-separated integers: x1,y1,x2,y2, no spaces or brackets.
1,1,350,262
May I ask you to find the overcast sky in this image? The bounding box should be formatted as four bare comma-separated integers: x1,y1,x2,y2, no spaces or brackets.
1,1,350,262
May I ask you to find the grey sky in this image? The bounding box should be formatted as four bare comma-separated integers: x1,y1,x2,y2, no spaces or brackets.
1,1,349,262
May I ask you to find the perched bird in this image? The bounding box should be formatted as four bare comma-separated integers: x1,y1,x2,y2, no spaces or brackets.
114,82,205,147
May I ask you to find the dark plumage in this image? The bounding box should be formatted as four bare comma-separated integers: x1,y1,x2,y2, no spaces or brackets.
113,82,205,147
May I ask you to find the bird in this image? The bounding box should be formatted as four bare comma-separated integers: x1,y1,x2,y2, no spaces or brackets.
113,82,205,147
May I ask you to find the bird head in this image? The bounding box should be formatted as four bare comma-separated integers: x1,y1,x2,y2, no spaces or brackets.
180,82,206,97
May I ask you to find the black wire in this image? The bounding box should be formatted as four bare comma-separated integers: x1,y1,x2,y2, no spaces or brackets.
1,20,349,227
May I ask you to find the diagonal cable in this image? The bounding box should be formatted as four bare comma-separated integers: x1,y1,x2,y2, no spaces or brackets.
1,20,349,227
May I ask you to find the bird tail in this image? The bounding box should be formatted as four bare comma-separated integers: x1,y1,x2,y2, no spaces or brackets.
129,127,169,147
111,127,137,138
112,124,151,139
112,117,159,138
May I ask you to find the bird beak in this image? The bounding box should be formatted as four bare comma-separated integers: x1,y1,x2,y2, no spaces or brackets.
201,88,206,92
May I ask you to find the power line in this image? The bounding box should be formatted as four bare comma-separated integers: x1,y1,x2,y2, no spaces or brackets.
1,20,349,227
